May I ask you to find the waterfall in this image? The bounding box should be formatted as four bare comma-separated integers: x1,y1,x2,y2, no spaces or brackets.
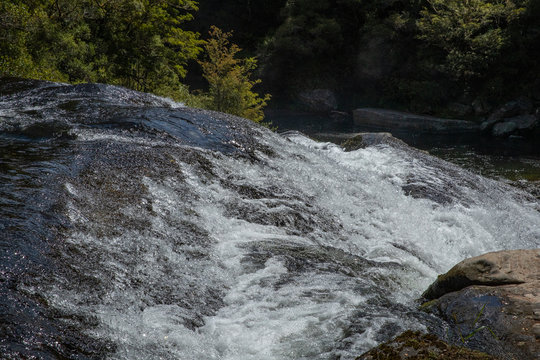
1,79,538,359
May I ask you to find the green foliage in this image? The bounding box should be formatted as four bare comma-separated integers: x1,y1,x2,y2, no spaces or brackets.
98,0,203,91
417,0,526,84
199,26,271,123
262,0,356,92
0,0,202,92
3,0,540,115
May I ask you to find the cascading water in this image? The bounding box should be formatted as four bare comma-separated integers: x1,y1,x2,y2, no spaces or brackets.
1,79,539,359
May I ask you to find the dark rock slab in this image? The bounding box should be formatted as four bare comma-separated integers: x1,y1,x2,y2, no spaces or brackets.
353,108,479,133
512,114,538,131
492,121,518,137
490,115,537,137
482,98,535,133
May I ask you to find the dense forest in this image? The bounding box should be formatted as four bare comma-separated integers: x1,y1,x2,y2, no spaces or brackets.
1,0,540,118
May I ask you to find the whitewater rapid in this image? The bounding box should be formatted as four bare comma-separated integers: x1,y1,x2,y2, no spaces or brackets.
1,80,538,359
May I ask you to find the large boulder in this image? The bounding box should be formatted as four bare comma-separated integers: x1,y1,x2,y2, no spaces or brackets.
481,98,535,133
352,108,479,133
511,114,538,131
422,249,540,360
489,114,537,137
298,89,338,113
356,330,497,360
492,121,518,137
341,132,408,152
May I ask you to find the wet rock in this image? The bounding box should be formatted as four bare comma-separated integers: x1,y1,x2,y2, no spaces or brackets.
356,330,497,360
482,98,535,133
492,121,518,137
489,113,540,137
422,249,540,360
480,117,499,133
298,89,338,113
341,132,408,152
352,108,479,133
497,99,532,118
512,114,538,130
423,250,538,300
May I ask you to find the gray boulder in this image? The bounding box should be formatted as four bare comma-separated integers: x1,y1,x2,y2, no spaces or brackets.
482,98,535,133
511,114,538,132
422,249,540,360
492,121,518,137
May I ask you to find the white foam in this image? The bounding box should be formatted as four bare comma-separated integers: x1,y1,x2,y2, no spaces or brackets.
48,131,540,359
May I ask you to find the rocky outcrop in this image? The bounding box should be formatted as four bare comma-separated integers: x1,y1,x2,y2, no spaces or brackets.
356,330,497,360
480,98,539,137
298,89,338,113
422,249,540,360
491,121,519,137
353,108,479,133
341,132,408,151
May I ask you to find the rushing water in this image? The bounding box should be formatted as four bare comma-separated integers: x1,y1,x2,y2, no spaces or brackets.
1,79,539,359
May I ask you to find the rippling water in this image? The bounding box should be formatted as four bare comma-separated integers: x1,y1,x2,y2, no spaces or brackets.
1,79,539,359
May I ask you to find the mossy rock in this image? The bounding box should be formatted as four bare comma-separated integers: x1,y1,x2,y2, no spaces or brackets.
356,330,497,360
341,132,407,152
342,135,368,151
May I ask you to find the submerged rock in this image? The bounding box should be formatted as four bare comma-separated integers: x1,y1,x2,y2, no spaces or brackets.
422,249,540,360
356,330,496,359
341,132,408,151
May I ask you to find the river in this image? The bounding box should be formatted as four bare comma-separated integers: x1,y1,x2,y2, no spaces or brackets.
1,79,539,359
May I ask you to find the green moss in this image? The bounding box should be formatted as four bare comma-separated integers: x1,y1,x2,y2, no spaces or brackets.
356,330,497,360
341,135,366,152
419,299,439,312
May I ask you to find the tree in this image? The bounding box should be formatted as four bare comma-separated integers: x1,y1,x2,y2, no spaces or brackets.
94,0,203,92
199,26,270,123
417,0,526,86
0,0,203,93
